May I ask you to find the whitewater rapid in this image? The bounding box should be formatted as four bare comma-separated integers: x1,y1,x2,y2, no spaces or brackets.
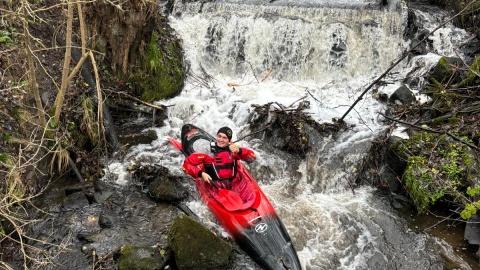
104,1,473,269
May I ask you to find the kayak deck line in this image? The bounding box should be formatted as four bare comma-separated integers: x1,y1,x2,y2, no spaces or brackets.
249,216,262,224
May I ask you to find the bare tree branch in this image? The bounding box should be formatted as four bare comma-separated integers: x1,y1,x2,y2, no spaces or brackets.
339,0,479,122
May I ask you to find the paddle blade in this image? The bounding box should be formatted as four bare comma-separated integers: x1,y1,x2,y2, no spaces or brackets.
212,186,243,211
168,138,183,151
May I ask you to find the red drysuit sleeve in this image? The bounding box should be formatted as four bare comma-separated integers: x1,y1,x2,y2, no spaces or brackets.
236,147,256,163
182,153,210,178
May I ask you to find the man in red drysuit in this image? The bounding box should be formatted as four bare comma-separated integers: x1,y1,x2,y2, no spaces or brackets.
182,127,256,199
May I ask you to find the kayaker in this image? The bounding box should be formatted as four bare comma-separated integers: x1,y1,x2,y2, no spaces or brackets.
182,126,256,191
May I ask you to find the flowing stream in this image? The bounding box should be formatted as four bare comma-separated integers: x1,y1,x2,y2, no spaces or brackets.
105,0,474,269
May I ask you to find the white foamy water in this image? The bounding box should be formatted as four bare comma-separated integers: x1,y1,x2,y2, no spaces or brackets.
103,1,473,269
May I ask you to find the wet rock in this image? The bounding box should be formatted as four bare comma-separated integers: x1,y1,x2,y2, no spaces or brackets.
130,160,189,202
168,214,234,270
64,183,85,196
61,190,90,211
55,250,90,269
386,135,408,175
117,123,159,147
429,57,467,85
131,164,171,184
464,215,480,245
148,175,188,202
118,246,168,270
99,214,114,228
77,230,94,243
64,182,99,204
388,85,416,105
249,102,345,159
93,190,114,204
355,130,406,193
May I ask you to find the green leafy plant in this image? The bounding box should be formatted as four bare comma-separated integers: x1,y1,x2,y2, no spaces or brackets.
461,186,480,219
0,30,12,44
400,132,476,214
2,133,11,142
403,156,447,213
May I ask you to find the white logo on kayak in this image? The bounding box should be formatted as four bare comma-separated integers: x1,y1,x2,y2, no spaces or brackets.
255,223,268,233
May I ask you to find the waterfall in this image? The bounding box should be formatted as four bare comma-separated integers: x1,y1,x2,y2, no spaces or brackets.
171,1,407,81
106,1,473,269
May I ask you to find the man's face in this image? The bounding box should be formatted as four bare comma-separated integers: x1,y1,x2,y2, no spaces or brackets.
216,133,230,148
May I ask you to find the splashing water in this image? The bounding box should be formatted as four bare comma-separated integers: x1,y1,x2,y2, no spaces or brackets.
105,1,473,269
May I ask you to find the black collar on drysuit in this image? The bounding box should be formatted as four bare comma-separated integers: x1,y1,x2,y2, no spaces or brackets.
206,143,237,181
212,143,230,154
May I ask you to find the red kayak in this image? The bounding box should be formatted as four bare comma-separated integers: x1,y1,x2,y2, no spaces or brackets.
169,124,302,270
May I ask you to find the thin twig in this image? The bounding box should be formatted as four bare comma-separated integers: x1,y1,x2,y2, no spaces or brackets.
234,124,273,143
112,91,168,111
345,176,356,195
379,112,480,151
423,206,462,232
247,61,259,83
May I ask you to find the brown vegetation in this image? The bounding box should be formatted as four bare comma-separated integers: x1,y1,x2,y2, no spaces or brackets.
0,0,182,268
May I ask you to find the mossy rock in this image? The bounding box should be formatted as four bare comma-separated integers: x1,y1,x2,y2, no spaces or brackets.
129,30,184,103
168,214,234,270
428,56,465,86
147,175,188,202
395,131,479,213
456,54,480,88
118,246,166,270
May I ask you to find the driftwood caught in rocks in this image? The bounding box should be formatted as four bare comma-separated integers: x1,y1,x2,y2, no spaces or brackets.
249,102,348,157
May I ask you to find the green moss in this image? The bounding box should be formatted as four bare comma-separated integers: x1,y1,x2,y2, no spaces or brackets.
2,133,11,143
429,56,450,83
0,30,12,44
456,54,480,87
429,56,467,90
397,132,477,213
128,31,184,103
403,156,446,213
391,131,437,160
461,187,480,219
147,129,157,140
118,246,164,270
168,214,233,269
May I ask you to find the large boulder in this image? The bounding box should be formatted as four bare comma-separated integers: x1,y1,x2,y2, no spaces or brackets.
130,164,189,202
148,176,188,202
168,214,234,270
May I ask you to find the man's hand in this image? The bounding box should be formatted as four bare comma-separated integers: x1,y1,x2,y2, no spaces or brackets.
201,172,212,183
229,143,240,153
